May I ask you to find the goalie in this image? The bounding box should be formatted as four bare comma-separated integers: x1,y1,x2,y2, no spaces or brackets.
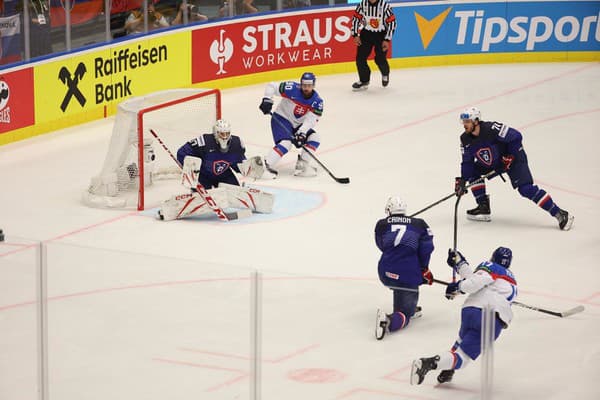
158,119,274,221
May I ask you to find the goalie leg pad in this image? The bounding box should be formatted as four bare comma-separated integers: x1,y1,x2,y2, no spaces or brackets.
159,188,229,221
219,183,274,214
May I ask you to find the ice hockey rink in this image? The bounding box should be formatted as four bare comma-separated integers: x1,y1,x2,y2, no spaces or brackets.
1,62,599,400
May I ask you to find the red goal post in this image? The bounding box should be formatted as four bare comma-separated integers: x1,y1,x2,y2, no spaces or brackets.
83,88,222,211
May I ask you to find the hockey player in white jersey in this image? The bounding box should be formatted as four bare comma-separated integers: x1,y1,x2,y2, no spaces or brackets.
258,72,324,178
158,119,274,221
410,247,518,385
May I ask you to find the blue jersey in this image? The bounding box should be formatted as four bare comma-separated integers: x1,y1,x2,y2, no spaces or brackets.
176,134,246,189
374,214,434,288
460,121,524,181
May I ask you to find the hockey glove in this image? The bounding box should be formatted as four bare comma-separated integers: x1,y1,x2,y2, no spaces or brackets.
421,268,434,285
501,155,515,171
447,249,467,271
259,97,274,115
454,177,467,196
291,132,307,148
445,281,462,300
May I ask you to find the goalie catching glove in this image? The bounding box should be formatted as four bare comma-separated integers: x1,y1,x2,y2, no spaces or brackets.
238,156,266,180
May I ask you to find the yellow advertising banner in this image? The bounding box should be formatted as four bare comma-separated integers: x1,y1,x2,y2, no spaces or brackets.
34,32,191,124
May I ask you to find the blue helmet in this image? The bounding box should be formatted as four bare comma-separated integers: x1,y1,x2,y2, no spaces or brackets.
300,72,316,86
491,247,512,268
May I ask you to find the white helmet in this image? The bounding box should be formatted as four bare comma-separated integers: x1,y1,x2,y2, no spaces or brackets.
385,196,407,215
213,119,231,151
460,107,481,123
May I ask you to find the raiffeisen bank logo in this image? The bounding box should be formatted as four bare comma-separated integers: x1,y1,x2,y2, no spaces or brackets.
210,29,234,75
455,9,600,51
414,7,452,50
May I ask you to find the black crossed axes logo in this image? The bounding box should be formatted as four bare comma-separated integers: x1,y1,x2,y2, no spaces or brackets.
59,62,87,112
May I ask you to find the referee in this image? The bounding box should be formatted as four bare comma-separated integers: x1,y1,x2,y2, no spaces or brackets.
351,0,397,91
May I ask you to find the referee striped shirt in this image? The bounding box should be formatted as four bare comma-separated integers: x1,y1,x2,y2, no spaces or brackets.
351,0,397,41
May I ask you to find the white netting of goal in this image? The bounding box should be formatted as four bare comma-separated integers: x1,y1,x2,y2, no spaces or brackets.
83,88,221,210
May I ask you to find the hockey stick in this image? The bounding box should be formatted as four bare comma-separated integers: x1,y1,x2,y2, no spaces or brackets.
267,112,350,184
511,301,585,318
451,193,463,283
409,170,498,218
302,147,350,184
149,129,249,222
432,279,585,318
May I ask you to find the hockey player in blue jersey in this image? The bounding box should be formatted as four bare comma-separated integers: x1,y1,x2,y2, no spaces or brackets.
410,246,517,385
455,107,574,230
373,196,435,340
176,119,247,189
158,119,273,221
258,72,324,178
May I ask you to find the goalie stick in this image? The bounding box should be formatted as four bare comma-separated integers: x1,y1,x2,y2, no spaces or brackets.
149,129,249,222
268,112,350,184
433,279,585,318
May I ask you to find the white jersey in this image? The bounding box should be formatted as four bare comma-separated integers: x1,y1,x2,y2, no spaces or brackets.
456,260,518,327
263,81,324,134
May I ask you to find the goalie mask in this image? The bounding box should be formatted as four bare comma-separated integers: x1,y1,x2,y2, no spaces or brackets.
385,196,407,216
213,119,232,152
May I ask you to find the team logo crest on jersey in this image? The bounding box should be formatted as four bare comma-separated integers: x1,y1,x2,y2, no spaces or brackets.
369,18,380,29
293,104,309,119
213,160,231,175
476,147,493,167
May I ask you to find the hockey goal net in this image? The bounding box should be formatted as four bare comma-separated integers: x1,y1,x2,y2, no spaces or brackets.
83,88,221,210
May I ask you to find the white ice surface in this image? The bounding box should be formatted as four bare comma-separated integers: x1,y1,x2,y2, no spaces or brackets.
1,63,599,400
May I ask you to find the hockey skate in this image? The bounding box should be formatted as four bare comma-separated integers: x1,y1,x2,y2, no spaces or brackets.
412,306,423,320
410,355,440,385
294,155,317,177
466,195,491,222
437,369,455,384
382,75,389,87
555,209,574,231
375,309,389,340
352,81,369,91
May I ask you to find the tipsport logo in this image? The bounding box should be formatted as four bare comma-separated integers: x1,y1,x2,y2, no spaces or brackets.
414,7,452,50
414,5,600,53
210,29,234,75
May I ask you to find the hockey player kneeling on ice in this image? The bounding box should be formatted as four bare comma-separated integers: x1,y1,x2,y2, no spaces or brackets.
374,196,435,340
411,247,517,385
158,119,273,221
